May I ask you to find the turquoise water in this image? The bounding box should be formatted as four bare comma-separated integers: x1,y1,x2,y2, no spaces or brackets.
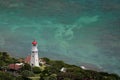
0,0,120,75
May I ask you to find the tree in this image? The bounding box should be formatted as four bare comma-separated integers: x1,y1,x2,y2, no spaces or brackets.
21,63,31,71
40,74,57,80
47,60,66,73
21,70,34,77
63,78,71,80
48,74,57,80
32,66,41,74
0,71,16,80
42,57,50,64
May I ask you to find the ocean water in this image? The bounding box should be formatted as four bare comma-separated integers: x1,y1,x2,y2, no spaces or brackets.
0,0,120,75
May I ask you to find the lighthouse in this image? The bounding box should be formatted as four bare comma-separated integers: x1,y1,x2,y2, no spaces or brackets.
30,40,39,67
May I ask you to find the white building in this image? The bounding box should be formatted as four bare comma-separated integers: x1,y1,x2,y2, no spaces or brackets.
30,40,40,67
60,67,67,73
80,66,86,70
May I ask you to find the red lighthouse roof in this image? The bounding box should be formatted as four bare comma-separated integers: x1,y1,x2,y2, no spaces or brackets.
32,40,37,45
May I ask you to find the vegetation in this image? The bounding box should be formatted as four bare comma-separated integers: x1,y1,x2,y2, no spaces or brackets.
20,70,35,77
39,57,120,80
0,71,16,80
0,71,32,80
21,63,31,71
0,52,16,66
32,67,41,74
0,52,120,80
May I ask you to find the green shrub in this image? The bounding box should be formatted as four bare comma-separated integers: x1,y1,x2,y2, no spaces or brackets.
48,74,57,80
63,78,71,80
32,67,41,74
42,57,50,64
0,52,15,66
0,71,16,80
40,74,57,80
21,70,34,77
21,63,31,71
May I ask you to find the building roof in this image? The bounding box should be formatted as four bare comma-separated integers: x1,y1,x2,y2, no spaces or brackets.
8,64,22,70
32,40,37,45
24,55,31,64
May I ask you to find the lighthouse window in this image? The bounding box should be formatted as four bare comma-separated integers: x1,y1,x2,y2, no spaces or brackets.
32,51,35,53
32,51,38,53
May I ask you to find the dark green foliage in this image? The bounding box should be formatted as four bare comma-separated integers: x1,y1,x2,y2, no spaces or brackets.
0,60,6,66
99,72,120,80
16,76,25,80
0,52,15,66
32,67,41,74
42,57,50,64
0,71,16,80
40,73,57,80
46,60,66,73
48,74,57,80
0,52,119,80
57,68,120,80
38,58,120,80
39,67,57,80
20,70,34,77
0,71,27,80
21,63,31,71
43,66,56,74
16,76,32,80
43,74,57,80
63,78,71,80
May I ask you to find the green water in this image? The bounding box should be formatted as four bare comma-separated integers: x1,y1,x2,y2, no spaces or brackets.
0,0,120,75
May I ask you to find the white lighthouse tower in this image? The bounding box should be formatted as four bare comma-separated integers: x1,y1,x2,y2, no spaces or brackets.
30,40,39,67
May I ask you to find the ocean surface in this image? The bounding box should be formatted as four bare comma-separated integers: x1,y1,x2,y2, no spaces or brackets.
0,0,120,75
